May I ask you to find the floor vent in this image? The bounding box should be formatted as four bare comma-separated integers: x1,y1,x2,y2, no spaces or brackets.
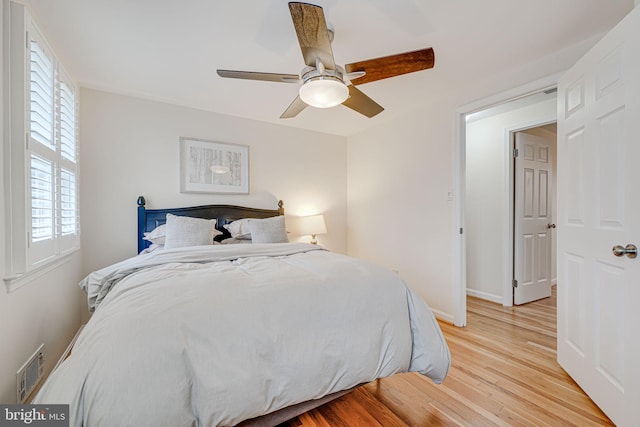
16,344,44,403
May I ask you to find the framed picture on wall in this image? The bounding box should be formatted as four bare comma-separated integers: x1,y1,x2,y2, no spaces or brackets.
180,137,250,194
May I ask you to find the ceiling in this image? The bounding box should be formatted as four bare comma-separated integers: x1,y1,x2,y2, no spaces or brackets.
25,0,633,136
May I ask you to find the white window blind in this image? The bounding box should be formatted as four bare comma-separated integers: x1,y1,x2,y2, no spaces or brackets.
27,25,80,267
4,2,80,286
29,39,55,150
60,169,77,235
55,67,79,255
59,80,76,162
30,154,54,241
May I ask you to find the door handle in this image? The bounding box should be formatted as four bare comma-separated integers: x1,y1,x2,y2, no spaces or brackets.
547,223,556,229
612,244,637,259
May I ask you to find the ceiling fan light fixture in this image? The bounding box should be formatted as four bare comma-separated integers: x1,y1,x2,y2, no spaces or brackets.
299,77,348,108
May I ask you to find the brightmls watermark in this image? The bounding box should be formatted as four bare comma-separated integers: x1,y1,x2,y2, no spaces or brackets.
0,405,68,426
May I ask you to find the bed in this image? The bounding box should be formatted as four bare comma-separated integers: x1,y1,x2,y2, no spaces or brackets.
34,197,451,426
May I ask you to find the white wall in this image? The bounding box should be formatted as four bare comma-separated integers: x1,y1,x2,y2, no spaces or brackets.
80,89,348,275
465,97,556,303
348,102,457,319
347,35,597,321
0,2,85,403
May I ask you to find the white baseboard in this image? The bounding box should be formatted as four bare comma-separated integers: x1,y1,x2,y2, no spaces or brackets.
430,308,455,324
551,278,557,286
466,288,503,304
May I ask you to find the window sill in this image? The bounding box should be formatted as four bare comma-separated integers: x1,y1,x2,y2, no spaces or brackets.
3,248,79,293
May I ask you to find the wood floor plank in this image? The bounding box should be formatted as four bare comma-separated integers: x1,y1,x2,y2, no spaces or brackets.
279,288,613,426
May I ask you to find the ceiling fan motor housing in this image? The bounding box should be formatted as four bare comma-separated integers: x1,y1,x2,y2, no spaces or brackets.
300,65,344,84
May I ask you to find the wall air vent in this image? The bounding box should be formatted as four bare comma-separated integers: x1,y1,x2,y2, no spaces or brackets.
16,344,45,403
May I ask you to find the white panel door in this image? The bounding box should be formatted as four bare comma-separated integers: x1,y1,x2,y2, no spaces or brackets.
557,6,640,426
514,132,553,305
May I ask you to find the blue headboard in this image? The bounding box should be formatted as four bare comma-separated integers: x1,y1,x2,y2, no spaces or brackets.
136,196,284,253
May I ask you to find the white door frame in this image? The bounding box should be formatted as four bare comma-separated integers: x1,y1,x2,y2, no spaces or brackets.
453,73,561,326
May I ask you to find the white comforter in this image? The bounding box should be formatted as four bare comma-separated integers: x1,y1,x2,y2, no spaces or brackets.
34,243,450,426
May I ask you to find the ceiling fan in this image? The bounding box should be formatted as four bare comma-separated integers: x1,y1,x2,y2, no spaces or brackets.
217,2,435,119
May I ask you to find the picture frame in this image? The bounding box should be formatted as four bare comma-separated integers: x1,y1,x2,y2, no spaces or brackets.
180,137,249,194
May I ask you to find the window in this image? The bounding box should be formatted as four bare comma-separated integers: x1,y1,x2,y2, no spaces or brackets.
4,3,79,289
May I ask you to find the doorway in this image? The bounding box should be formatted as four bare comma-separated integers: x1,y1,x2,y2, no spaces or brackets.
455,83,558,326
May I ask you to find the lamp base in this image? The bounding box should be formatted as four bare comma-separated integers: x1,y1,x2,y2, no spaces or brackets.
310,234,318,245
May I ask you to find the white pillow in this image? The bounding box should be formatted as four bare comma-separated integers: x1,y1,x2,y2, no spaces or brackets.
223,218,252,240
164,214,222,249
220,237,253,245
143,224,167,245
249,216,288,244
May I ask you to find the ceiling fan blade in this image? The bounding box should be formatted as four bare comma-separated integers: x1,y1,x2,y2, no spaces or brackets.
342,85,384,118
345,48,435,85
217,69,300,83
280,95,308,119
288,2,336,70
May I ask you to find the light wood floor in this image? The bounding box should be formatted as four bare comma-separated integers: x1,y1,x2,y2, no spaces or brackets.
281,289,613,426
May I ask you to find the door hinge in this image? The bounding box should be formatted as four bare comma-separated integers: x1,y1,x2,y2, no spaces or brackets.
459,227,463,235
512,279,518,288
513,148,519,158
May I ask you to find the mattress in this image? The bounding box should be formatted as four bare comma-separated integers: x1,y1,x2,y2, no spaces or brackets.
34,243,450,426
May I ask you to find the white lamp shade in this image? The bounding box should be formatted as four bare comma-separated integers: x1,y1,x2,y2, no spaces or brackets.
293,214,327,236
299,79,348,108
